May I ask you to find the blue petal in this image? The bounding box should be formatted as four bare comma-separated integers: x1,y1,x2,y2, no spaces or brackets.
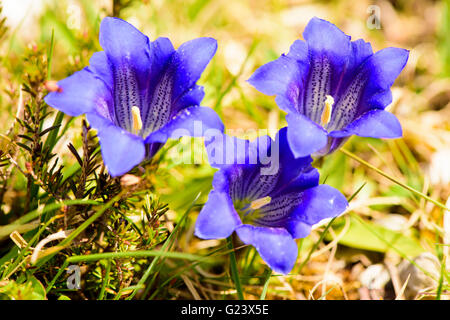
174,85,205,110
99,17,152,132
204,134,278,201
347,39,373,75
329,39,373,111
257,184,347,239
205,129,319,202
144,106,224,143
274,127,319,195
172,37,217,101
286,39,309,62
235,225,298,274
86,112,145,177
205,134,254,170
289,184,348,227
248,54,307,113
360,47,409,112
87,52,113,91
140,37,176,134
256,192,304,228
328,47,406,132
286,113,328,158
239,135,286,199
329,109,402,139
303,17,351,71
44,69,112,117
285,220,312,239
195,190,241,239
99,17,151,81
149,37,175,77
302,17,351,123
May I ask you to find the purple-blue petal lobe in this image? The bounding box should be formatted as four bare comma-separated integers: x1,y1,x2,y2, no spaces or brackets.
286,113,328,158
195,191,241,239
360,47,409,111
150,37,175,75
86,112,145,177
286,39,309,62
291,184,348,226
144,106,224,143
235,225,298,274
172,37,217,100
303,17,351,80
248,55,306,113
174,85,205,111
273,127,319,195
87,52,113,91
204,133,254,170
44,69,112,117
348,39,373,72
330,109,402,139
99,17,151,77
303,17,351,56
285,219,312,239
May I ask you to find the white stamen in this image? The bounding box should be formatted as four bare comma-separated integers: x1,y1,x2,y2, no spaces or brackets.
131,106,143,134
250,196,271,210
321,95,334,126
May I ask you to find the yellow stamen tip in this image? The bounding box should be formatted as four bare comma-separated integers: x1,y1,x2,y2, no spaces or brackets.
250,196,272,210
131,106,143,134
321,95,334,126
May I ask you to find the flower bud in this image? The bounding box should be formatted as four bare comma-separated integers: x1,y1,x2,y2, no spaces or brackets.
44,80,63,93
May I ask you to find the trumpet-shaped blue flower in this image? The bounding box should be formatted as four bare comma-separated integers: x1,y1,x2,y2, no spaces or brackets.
248,17,409,157
45,17,223,176
195,128,348,274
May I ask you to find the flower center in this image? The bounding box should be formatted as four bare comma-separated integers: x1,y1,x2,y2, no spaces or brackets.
320,95,334,127
131,106,143,135
235,196,272,224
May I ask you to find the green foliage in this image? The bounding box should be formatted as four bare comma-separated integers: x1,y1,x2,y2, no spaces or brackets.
0,35,170,299
0,0,448,301
0,276,46,300
330,215,424,257
440,0,450,76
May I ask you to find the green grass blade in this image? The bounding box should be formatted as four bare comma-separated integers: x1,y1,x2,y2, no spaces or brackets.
98,260,111,300
340,148,449,211
259,269,272,300
227,236,244,300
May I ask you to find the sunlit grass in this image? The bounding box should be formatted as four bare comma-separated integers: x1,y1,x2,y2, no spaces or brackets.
0,0,449,300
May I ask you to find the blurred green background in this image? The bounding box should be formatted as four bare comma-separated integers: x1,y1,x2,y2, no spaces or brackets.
0,0,449,300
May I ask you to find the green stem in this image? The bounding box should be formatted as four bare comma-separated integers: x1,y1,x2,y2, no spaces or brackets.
47,29,55,80
98,259,111,300
227,236,244,300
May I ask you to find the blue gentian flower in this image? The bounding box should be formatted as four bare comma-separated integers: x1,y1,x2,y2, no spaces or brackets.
248,17,409,157
44,17,224,176
195,128,348,274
